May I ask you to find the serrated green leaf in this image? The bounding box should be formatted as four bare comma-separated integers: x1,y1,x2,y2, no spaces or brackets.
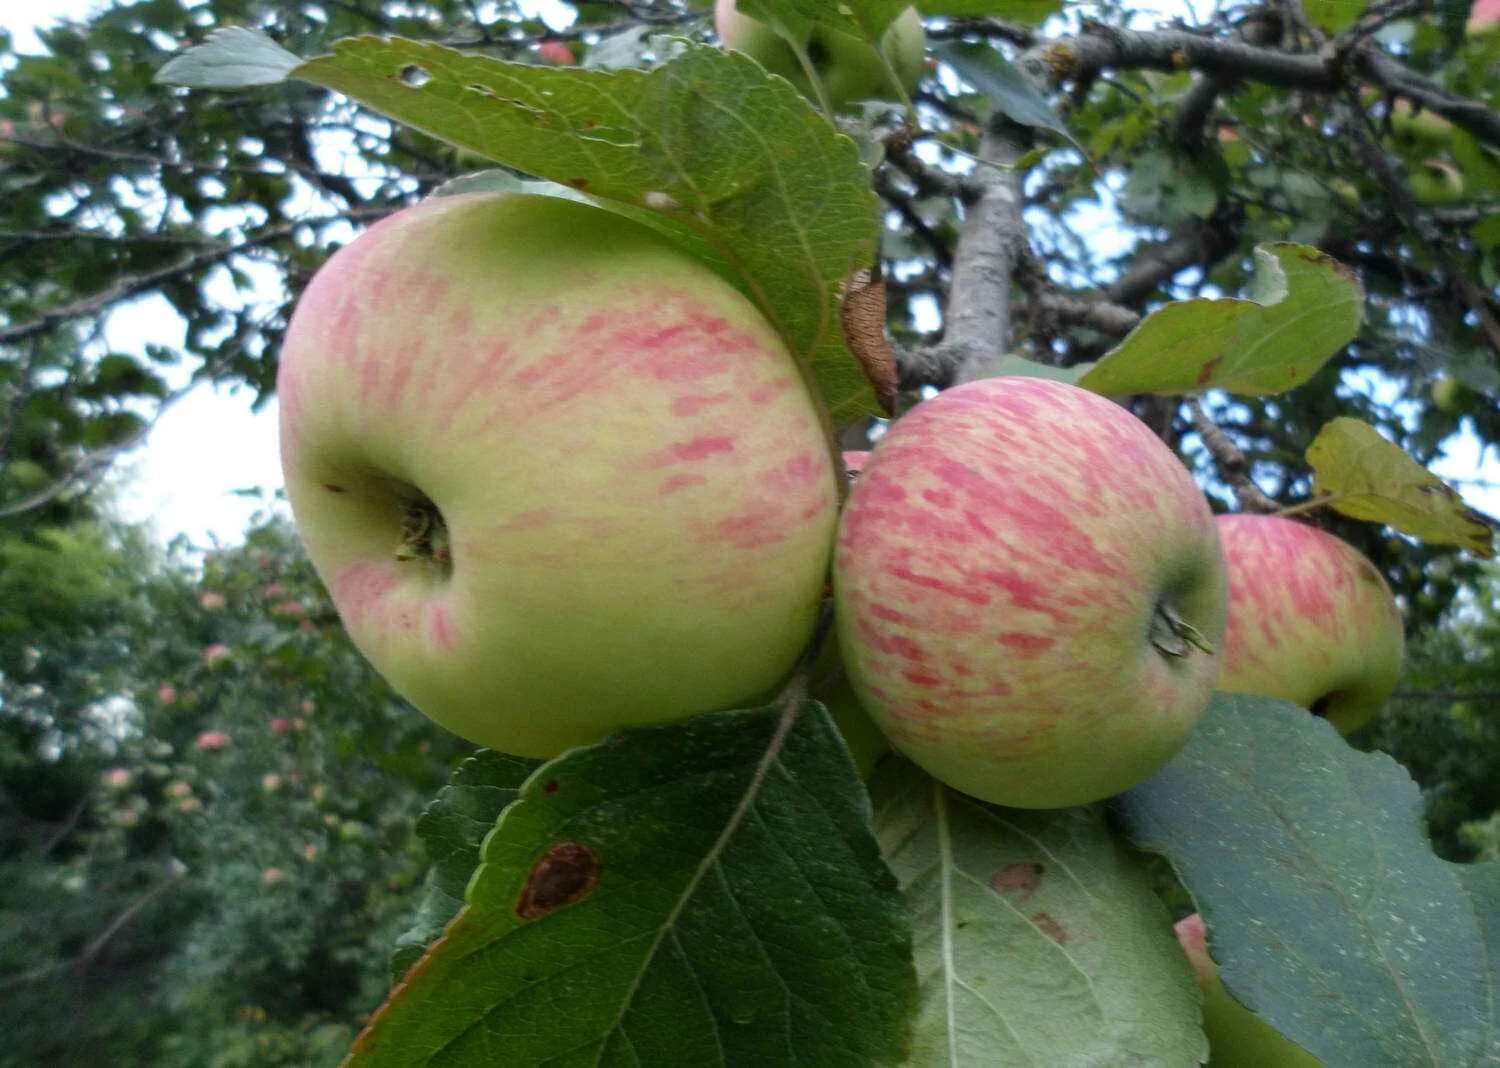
1116,694,1497,1067
1306,417,1494,557
155,26,301,88
352,704,916,1066
288,38,881,426
390,750,540,981
873,760,1206,1066
1078,243,1364,397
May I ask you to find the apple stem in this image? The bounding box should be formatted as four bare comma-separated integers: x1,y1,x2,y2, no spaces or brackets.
394,498,451,569
1150,603,1215,658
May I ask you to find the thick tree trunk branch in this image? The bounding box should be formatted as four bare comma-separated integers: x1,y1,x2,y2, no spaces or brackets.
944,122,1029,384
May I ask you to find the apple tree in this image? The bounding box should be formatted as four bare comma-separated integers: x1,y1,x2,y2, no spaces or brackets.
3,0,1500,1063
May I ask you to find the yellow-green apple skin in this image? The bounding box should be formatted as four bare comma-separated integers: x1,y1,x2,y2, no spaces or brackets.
714,0,925,111
833,377,1227,809
1175,915,1323,1067
809,453,892,782
1216,514,1404,735
278,191,838,756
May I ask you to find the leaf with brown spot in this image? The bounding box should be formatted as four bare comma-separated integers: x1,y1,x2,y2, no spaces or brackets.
350,704,915,1066
990,860,1043,900
1078,243,1363,397
1305,416,1494,557
514,840,600,920
872,759,1204,1065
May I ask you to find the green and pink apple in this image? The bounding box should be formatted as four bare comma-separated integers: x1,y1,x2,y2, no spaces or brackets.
714,0,925,112
833,377,1227,809
278,191,839,756
1175,914,1322,1067
1216,514,1404,735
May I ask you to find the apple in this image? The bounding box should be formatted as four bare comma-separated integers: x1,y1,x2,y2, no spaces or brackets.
1215,514,1404,735
1175,915,1321,1067
535,40,575,66
1468,0,1499,37
1431,375,1469,412
811,460,892,783
1408,158,1466,205
278,191,838,756
833,377,1227,809
714,0,925,112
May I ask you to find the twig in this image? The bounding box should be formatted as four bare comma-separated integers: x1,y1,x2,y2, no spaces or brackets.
1187,400,1281,513
0,204,395,348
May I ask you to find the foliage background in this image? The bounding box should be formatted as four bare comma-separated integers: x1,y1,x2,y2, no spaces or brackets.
0,0,1497,1063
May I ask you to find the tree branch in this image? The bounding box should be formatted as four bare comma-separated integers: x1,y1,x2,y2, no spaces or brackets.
1187,399,1281,513
1026,24,1500,150
940,120,1030,384
0,205,395,348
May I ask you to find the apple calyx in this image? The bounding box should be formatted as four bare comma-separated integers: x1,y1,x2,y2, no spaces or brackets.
1150,603,1216,659
395,497,451,567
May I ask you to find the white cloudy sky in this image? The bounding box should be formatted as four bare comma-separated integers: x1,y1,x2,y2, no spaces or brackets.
5,1,1498,547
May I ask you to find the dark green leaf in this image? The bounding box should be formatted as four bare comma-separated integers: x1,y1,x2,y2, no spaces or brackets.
351,703,916,1065
1116,694,1497,1066
391,750,540,980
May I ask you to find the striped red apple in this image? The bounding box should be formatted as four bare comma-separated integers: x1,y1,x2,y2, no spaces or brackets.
834,377,1227,808
278,191,837,756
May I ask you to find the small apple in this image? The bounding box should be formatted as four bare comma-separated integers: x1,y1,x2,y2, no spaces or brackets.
1175,915,1321,1067
1409,157,1466,205
1215,514,1404,735
278,191,838,757
1431,375,1469,412
714,0,925,111
535,40,575,66
834,377,1227,809
1328,178,1360,209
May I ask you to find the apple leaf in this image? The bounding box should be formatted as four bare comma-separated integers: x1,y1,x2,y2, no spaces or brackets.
739,0,909,48
978,353,1092,384
350,703,916,1066
934,42,1078,150
1077,244,1364,397
154,26,301,88
1305,417,1495,558
871,759,1206,1065
159,34,883,427
915,0,1061,24
1457,863,1500,1061
1115,694,1497,1066
1303,0,1366,32
389,750,540,981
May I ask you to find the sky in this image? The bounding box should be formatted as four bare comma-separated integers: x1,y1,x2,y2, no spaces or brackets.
4,1,1498,547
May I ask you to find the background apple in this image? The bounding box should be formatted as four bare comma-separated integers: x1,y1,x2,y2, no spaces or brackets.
714,0,925,111
1409,157,1466,205
833,377,1227,809
1216,514,1404,735
279,191,838,756
1175,915,1321,1067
